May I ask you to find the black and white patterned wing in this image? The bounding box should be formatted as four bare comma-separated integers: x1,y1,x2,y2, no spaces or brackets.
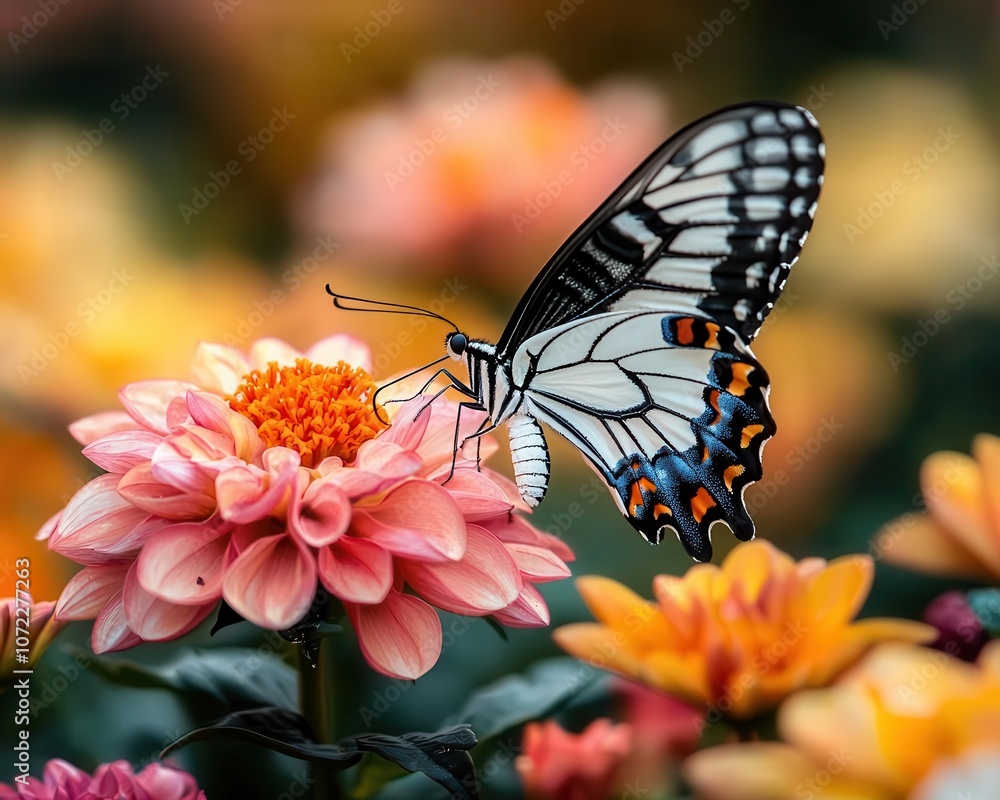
513,311,773,561
496,102,824,360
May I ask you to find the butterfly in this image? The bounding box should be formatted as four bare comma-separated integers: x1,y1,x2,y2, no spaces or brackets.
339,101,824,561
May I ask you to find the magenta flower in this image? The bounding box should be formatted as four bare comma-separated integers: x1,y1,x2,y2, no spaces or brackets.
44,335,573,678
0,759,205,800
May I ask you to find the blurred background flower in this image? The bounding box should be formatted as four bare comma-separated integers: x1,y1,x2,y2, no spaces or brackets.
684,641,1000,800
554,539,934,721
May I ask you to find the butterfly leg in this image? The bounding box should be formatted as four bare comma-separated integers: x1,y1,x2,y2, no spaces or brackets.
443,399,491,485
409,369,480,421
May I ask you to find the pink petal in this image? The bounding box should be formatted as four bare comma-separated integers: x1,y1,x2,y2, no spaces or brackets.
346,591,442,679
152,437,230,492
118,464,216,520
190,342,251,395
123,564,215,642
438,468,515,520
307,333,373,372
222,534,316,629
377,397,432,452
351,439,423,485
56,565,130,620
137,522,229,605
318,537,393,604
491,583,550,628
69,410,139,445
216,448,301,524
402,524,521,614
35,510,61,542
504,542,572,583
50,474,152,564
351,481,467,562
186,392,265,463
289,478,351,547
92,590,143,653
119,380,199,434
248,337,301,369
484,514,576,563
83,430,163,473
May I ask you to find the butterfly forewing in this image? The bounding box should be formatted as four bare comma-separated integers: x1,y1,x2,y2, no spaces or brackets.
496,102,823,359
496,102,824,560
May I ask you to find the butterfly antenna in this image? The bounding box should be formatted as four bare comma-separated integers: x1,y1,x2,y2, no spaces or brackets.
325,285,459,331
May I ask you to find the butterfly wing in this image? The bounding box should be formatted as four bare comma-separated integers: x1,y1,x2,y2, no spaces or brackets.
499,101,824,559
513,311,772,561
495,101,824,361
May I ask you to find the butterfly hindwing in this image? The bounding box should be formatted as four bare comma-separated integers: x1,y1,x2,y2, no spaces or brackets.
495,102,824,359
514,311,774,560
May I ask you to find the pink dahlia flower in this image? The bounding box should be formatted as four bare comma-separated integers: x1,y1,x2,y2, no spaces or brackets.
43,335,573,678
0,759,205,800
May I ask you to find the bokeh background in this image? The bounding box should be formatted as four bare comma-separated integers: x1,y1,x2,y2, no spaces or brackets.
2,1,1000,797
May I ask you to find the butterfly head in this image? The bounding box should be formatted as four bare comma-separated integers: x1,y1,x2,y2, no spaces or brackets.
445,332,468,361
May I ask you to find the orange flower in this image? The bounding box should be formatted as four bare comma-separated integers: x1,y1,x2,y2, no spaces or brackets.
684,641,1000,799
515,719,633,800
880,433,1000,581
553,539,933,721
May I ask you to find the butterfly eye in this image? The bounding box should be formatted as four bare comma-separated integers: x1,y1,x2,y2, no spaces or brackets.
446,332,468,360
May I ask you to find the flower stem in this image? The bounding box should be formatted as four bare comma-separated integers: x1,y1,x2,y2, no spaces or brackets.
299,638,342,799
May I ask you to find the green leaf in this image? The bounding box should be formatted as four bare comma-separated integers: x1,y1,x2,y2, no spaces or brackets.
350,725,478,800
161,707,361,763
81,645,298,712
164,708,480,800
445,657,606,741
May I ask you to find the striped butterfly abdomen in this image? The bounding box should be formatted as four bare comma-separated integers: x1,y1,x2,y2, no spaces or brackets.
505,413,550,508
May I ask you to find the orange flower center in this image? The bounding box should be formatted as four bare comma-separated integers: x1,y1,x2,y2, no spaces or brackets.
229,359,386,468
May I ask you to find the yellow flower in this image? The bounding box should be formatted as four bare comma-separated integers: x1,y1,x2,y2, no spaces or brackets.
553,540,933,721
880,433,1000,581
684,641,1000,799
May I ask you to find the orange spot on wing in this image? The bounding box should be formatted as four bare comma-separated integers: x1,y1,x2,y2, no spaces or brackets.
701,446,711,463
707,389,722,426
638,477,657,494
729,362,755,396
690,487,716,525
675,317,695,346
741,424,765,448
705,322,721,350
629,482,644,515
723,464,745,491
653,503,672,518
